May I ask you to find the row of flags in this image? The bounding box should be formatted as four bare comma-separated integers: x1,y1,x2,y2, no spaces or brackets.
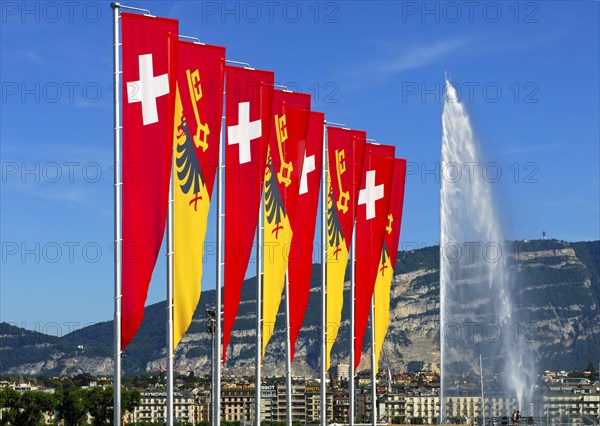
119,12,406,373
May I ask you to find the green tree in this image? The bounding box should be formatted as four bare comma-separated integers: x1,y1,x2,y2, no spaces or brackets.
0,388,20,425
86,387,113,425
0,389,56,426
122,389,142,417
16,391,56,426
57,387,88,426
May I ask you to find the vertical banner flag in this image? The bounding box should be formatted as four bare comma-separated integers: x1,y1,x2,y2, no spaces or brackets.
121,13,178,349
325,128,366,370
353,144,395,372
288,111,325,361
288,111,324,362
373,158,407,373
262,90,311,357
223,66,274,362
172,41,225,349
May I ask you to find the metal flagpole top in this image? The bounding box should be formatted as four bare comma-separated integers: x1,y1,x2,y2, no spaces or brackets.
225,59,254,70
179,35,204,45
325,121,349,129
273,84,293,93
111,3,153,16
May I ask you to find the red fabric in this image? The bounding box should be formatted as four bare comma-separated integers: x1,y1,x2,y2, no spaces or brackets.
223,67,274,362
268,90,311,227
288,111,324,361
326,128,366,251
176,41,225,198
386,159,407,263
353,144,395,371
121,13,178,349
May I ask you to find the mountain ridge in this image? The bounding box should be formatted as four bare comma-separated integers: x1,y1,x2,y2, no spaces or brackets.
1,239,598,377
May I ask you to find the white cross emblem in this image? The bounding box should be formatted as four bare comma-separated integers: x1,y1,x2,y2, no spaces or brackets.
358,170,384,220
227,102,262,164
127,54,170,125
299,153,315,195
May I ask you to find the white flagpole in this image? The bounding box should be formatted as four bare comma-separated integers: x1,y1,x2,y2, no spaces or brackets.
320,124,328,426
370,297,377,426
216,115,224,426
349,223,356,426
220,59,252,426
111,3,122,425
256,190,264,426
166,171,174,425
480,354,486,423
320,121,348,426
285,269,293,426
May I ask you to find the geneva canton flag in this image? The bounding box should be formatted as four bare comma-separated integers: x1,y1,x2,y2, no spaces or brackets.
172,41,225,349
325,128,365,370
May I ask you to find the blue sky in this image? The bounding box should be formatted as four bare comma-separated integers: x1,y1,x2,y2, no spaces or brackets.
1,1,598,333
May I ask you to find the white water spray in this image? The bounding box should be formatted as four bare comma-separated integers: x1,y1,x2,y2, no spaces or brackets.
440,80,536,421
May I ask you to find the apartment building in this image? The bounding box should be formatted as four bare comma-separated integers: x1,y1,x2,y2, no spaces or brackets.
124,391,197,423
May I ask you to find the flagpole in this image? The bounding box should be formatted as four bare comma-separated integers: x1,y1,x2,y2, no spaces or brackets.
349,223,356,426
370,297,377,426
111,3,122,425
320,123,328,426
216,115,224,426
256,189,264,426
480,354,486,423
321,121,347,426
285,268,293,426
166,168,175,425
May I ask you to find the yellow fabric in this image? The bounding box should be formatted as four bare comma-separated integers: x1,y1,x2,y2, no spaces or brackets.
325,174,350,371
373,251,393,373
326,238,349,371
173,85,211,349
262,148,293,358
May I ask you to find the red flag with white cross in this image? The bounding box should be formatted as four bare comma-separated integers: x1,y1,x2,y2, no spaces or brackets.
353,143,395,371
121,12,178,349
288,111,324,361
223,66,274,362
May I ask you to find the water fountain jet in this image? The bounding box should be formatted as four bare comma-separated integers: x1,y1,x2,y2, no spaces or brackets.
439,79,536,422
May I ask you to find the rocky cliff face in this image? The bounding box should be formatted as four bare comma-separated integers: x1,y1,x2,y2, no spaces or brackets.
1,240,598,377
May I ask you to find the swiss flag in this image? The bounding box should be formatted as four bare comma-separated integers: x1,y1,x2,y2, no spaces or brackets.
353,143,395,371
223,66,274,362
121,13,178,349
288,111,324,361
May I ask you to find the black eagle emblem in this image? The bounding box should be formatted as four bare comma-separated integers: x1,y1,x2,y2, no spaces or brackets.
176,116,205,210
264,157,287,238
327,186,344,258
380,240,390,276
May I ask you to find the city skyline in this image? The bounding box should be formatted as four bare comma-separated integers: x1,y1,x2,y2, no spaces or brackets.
1,1,599,330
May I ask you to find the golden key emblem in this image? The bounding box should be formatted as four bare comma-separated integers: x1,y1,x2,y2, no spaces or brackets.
186,69,210,152
275,113,293,187
335,149,350,214
386,214,394,234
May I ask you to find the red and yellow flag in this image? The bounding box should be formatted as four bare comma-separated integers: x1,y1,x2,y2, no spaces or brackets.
353,144,395,372
262,90,311,357
373,158,407,373
172,41,225,349
121,13,178,349
288,111,324,362
223,67,274,362
325,128,365,370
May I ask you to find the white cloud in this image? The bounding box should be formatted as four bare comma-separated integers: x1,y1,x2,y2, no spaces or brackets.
375,37,472,73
